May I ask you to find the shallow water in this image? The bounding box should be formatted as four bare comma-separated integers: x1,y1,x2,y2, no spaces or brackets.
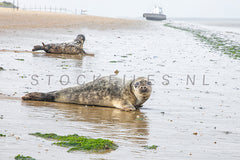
174,18,240,35
0,21,240,159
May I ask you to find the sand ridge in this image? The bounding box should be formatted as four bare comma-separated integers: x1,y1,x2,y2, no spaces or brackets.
0,8,145,30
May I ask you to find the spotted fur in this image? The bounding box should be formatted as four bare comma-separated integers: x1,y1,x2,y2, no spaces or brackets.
22,76,152,111
32,34,86,54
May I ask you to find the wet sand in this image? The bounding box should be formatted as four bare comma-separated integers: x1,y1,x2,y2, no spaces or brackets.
1,9,240,160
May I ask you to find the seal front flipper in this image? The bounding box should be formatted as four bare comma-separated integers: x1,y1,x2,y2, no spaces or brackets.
120,104,136,112
118,101,136,111
80,49,86,54
22,92,55,102
136,104,143,108
112,100,136,111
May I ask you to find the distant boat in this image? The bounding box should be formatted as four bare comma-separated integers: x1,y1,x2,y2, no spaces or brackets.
143,6,166,21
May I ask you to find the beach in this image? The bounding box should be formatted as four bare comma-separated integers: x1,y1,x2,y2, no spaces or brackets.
0,8,144,30
1,8,240,160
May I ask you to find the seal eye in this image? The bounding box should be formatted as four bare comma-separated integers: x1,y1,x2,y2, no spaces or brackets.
147,81,152,85
134,82,140,88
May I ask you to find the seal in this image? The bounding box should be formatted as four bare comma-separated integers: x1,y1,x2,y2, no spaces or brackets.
32,34,86,54
22,76,152,111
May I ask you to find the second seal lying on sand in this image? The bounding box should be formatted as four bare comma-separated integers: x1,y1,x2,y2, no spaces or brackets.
22,76,152,111
32,34,86,54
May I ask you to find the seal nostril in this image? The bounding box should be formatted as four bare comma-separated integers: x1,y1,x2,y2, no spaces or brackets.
140,86,147,91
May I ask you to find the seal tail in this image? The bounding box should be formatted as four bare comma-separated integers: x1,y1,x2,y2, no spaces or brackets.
22,92,55,102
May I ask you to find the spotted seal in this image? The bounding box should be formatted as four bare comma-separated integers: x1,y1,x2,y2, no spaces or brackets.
32,34,86,54
22,76,152,111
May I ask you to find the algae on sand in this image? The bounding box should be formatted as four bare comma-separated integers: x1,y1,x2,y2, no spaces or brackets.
164,23,240,59
0,133,6,137
144,145,158,149
29,132,118,152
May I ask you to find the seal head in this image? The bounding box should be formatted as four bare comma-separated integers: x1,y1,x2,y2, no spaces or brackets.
74,34,85,44
131,77,152,107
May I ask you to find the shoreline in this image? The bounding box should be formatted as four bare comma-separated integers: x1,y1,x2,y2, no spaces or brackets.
0,8,145,30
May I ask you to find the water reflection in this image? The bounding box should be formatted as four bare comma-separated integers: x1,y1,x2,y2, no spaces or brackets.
32,52,84,60
0,49,85,60
22,101,149,143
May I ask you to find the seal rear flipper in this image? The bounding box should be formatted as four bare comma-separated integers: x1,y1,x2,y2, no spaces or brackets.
22,92,55,102
32,42,47,51
32,45,44,51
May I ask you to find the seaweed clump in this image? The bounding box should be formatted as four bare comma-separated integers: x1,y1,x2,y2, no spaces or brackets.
15,154,36,160
29,132,118,152
144,145,158,149
0,133,6,137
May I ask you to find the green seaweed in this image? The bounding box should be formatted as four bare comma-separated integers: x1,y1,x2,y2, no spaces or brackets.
14,154,36,160
109,60,122,63
0,133,6,137
29,132,118,152
20,75,27,79
15,58,25,61
144,145,158,149
164,23,240,59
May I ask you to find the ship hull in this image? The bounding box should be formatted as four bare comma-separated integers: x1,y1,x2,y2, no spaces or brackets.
143,13,166,21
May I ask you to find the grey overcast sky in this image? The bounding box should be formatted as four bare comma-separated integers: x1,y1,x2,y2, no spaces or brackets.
14,0,240,18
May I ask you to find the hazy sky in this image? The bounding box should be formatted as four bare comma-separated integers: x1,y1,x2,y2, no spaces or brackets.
13,0,240,18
